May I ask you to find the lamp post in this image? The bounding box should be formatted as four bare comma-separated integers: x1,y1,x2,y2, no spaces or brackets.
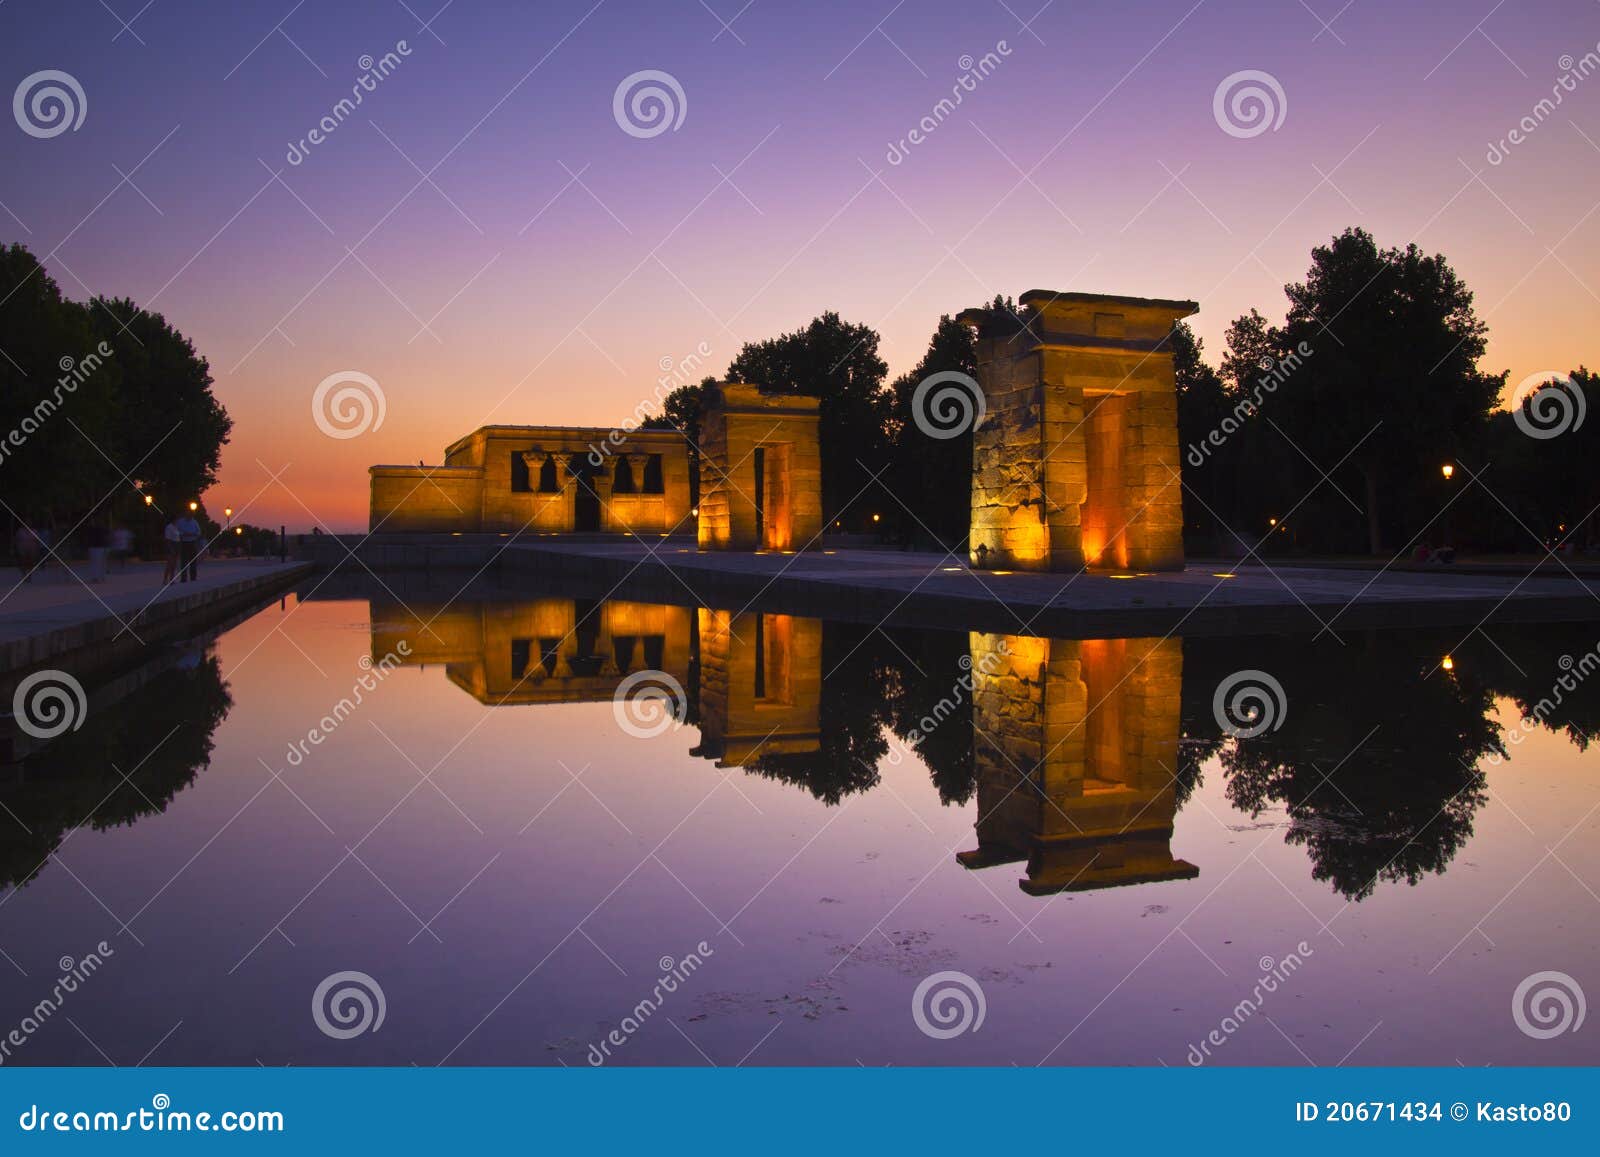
1439,463,1457,560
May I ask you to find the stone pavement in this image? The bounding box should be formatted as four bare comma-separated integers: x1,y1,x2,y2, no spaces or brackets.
502,542,1600,637
0,559,312,676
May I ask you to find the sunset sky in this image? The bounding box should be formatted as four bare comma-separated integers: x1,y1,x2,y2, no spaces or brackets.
4,0,1598,530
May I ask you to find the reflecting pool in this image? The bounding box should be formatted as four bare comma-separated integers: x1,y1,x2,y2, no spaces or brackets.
2,583,1597,1066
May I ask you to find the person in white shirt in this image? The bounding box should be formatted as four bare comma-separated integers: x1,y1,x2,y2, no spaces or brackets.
162,520,181,583
175,513,202,582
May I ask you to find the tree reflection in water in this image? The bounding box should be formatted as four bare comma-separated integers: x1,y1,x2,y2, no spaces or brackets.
0,648,233,889
8,600,1595,907
1181,633,1499,900
348,594,1600,902
744,619,1598,903
743,623,980,807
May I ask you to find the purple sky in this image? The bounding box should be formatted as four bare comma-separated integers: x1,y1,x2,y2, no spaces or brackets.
4,0,1598,529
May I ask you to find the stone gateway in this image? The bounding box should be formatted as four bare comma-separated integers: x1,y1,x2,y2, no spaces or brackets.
959,290,1198,573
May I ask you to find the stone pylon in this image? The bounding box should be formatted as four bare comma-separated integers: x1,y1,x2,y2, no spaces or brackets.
958,290,1198,572
697,383,822,551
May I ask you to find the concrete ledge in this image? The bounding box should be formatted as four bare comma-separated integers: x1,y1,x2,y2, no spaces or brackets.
0,562,314,695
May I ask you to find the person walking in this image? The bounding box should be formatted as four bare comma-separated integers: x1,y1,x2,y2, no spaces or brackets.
175,509,202,582
162,518,181,583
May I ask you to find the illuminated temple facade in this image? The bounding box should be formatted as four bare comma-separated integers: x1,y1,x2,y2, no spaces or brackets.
369,425,693,535
368,383,823,552
959,290,1198,572
695,384,822,551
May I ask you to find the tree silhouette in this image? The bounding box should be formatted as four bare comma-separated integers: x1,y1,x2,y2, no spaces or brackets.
641,376,714,508
91,296,233,513
0,244,231,552
1182,631,1500,900
884,307,993,548
0,650,234,889
1276,228,1503,554
727,312,893,530
0,243,112,524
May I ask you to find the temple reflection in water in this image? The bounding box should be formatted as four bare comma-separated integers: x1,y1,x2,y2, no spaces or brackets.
368,598,1197,897
372,598,694,707
8,590,1581,915
958,634,1197,894
692,610,822,767
340,596,1599,903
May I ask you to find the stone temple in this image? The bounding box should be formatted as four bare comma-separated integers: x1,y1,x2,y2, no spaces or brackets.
370,425,692,535
695,383,822,551
959,290,1198,573
367,383,824,551
368,290,1195,567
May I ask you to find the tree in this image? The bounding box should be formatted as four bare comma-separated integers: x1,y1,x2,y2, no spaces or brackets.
1277,228,1503,554
0,245,231,556
726,312,893,529
1484,368,1597,551
641,376,714,508
886,312,981,547
0,243,116,527
1171,320,1228,545
91,296,232,513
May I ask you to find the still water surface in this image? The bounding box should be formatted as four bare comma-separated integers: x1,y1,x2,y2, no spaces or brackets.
2,585,1597,1066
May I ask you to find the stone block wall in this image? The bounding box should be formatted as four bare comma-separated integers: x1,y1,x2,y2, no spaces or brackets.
969,345,1053,569
369,465,484,533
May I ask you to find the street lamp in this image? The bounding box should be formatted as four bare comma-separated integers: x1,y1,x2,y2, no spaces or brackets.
1441,463,1455,480
188,501,198,512
143,494,153,506
224,506,233,519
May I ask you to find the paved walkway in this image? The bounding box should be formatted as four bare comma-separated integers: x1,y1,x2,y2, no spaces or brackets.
0,559,311,669
0,559,291,619
506,542,1600,636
